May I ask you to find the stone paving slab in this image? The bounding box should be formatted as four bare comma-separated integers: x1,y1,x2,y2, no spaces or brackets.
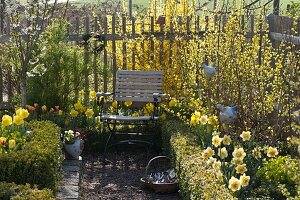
57,156,82,200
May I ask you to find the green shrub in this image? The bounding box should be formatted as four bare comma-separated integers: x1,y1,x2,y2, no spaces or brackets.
0,121,63,190
256,156,300,199
162,120,234,200
0,182,54,200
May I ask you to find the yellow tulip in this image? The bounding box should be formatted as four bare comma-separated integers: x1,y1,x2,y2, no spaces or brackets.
9,139,16,149
112,100,118,109
13,115,24,125
0,137,7,146
124,101,133,107
19,109,29,119
2,115,12,127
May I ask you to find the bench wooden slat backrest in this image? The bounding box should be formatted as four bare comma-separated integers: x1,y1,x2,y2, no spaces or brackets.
115,70,163,102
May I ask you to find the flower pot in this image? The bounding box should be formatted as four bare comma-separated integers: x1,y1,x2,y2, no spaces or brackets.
63,139,84,159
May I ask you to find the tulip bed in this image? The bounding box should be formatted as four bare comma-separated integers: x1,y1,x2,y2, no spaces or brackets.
0,121,63,194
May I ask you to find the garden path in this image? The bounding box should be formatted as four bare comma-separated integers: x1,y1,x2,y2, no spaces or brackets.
80,152,181,200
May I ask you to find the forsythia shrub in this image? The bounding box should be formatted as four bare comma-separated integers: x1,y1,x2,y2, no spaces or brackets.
0,121,63,190
162,120,234,200
0,182,54,200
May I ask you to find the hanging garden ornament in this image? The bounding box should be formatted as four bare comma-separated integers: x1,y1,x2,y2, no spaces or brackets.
216,103,237,124
201,63,216,78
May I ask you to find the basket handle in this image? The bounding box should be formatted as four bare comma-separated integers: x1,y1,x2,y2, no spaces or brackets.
145,156,171,178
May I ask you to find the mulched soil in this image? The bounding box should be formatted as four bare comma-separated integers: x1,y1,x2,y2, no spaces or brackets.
79,151,181,200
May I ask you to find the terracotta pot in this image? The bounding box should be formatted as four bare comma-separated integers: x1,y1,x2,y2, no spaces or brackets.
63,139,84,159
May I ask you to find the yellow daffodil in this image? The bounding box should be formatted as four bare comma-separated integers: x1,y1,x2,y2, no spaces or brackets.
168,100,177,107
145,103,154,112
240,131,251,141
235,164,248,174
85,109,94,118
70,109,79,117
13,115,24,125
231,157,243,165
124,101,133,107
2,115,12,127
190,114,200,126
89,91,97,99
212,135,222,147
200,115,208,125
8,139,16,149
112,100,118,109
216,171,223,181
267,147,278,158
232,147,246,160
202,147,215,159
74,102,83,111
240,174,250,187
218,147,228,159
213,161,221,171
228,176,241,192
252,148,262,159
222,135,231,145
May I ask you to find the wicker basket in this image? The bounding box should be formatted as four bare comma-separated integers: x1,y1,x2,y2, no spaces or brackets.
140,156,178,193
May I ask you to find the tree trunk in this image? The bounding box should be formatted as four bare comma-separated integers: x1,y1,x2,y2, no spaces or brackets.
21,63,28,108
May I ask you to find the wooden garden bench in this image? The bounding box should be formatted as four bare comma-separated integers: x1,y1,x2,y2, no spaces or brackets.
96,70,166,160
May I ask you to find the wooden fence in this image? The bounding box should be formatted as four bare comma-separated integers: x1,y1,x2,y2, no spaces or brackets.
0,11,299,106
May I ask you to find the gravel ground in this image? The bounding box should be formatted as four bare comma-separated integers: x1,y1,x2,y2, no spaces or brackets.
79,151,181,200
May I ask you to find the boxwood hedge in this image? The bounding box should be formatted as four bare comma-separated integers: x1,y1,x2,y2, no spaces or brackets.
0,182,54,200
0,121,63,190
162,120,234,200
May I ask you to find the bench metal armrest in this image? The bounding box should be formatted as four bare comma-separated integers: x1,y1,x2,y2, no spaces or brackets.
153,93,167,99
96,92,114,97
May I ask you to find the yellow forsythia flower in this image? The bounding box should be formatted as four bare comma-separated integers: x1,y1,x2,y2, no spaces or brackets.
228,177,241,192
89,91,97,99
267,147,278,157
9,139,16,149
240,174,250,187
112,100,118,109
13,115,24,125
124,101,133,107
240,131,251,141
85,109,94,118
19,109,29,119
70,109,79,117
2,115,12,127
168,100,177,107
